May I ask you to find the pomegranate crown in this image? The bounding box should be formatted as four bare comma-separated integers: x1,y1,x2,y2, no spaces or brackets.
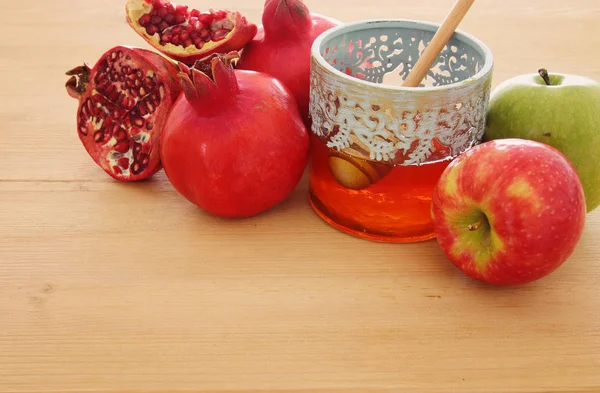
263,0,312,37
65,63,92,99
177,51,240,109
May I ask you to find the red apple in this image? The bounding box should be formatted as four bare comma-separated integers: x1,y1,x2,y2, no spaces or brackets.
431,138,586,286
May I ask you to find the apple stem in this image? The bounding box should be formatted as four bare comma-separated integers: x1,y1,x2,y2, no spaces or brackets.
468,221,482,231
538,68,552,85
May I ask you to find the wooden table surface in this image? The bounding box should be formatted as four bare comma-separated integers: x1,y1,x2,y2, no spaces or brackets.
2,0,600,392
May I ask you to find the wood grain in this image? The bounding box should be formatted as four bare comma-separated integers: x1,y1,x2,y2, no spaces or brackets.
1,0,600,392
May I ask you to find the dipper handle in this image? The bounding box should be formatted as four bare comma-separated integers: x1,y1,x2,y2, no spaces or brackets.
402,0,475,87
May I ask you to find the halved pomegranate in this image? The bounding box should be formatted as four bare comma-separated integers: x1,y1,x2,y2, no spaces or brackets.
65,45,182,181
125,0,258,65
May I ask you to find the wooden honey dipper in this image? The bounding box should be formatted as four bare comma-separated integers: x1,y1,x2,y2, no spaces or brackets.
403,0,476,87
329,0,476,190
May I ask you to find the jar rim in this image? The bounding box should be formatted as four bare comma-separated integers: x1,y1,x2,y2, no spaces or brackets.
310,18,495,92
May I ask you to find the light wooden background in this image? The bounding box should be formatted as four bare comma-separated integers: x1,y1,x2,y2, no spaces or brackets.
1,0,600,392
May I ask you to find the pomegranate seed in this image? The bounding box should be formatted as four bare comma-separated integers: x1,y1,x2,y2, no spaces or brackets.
157,6,168,17
198,13,213,24
139,154,150,166
114,129,127,142
118,157,130,169
108,90,119,102
146,122,154,130
94,71,106,84
175,13,186,24
81,99,91,116
111,51,118,60
151,15,162,25
146,25,159,35
190,9,200,17
183,39,193,48
214,10,227,19
166,2,175,13
133,143,142,154
131,162,142,174
111,124,120,136
96,81,109,94
123,117,133,128
195,22,206,32
146,100,155,113
171,36,181,46
194,38,204,49
116,92,126,106
112,108,123,118
200,29,210,38
128,72,137,80
159,85,166,100
139,103,148,116
150,9,157,16
172,25,183,34
164,13,176,24
185,24,194,33
161,32,172,43
127,97,136,109
151,0,162,8
94,131,105,143
212,30,228,41
79,125,88,135
180,30,190,40
189,16,198,25
176,4,188,14
139,14,151,27
114,142,130,154
143,77,155,89
134,78,142,88
133,118,144,127
113,166,123,175
105,83,116,95
159,21,169,31
130,89,139,98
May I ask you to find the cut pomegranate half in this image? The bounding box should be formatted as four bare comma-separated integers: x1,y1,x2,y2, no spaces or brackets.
65,45,182,181
125,0,258,65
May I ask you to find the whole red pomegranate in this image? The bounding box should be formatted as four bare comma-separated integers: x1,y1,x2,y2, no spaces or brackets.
65,45,182,181
236,0,340,126
126,0,257,65
160,52,309,218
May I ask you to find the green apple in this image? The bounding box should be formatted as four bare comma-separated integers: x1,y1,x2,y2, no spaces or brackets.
484,69,600,212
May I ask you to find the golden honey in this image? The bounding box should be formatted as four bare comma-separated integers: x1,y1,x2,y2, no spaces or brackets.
308,134,452,242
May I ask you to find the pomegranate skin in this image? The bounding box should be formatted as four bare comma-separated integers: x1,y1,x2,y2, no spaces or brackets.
65,45,182,182
161,62,309,218
237,0,340,126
